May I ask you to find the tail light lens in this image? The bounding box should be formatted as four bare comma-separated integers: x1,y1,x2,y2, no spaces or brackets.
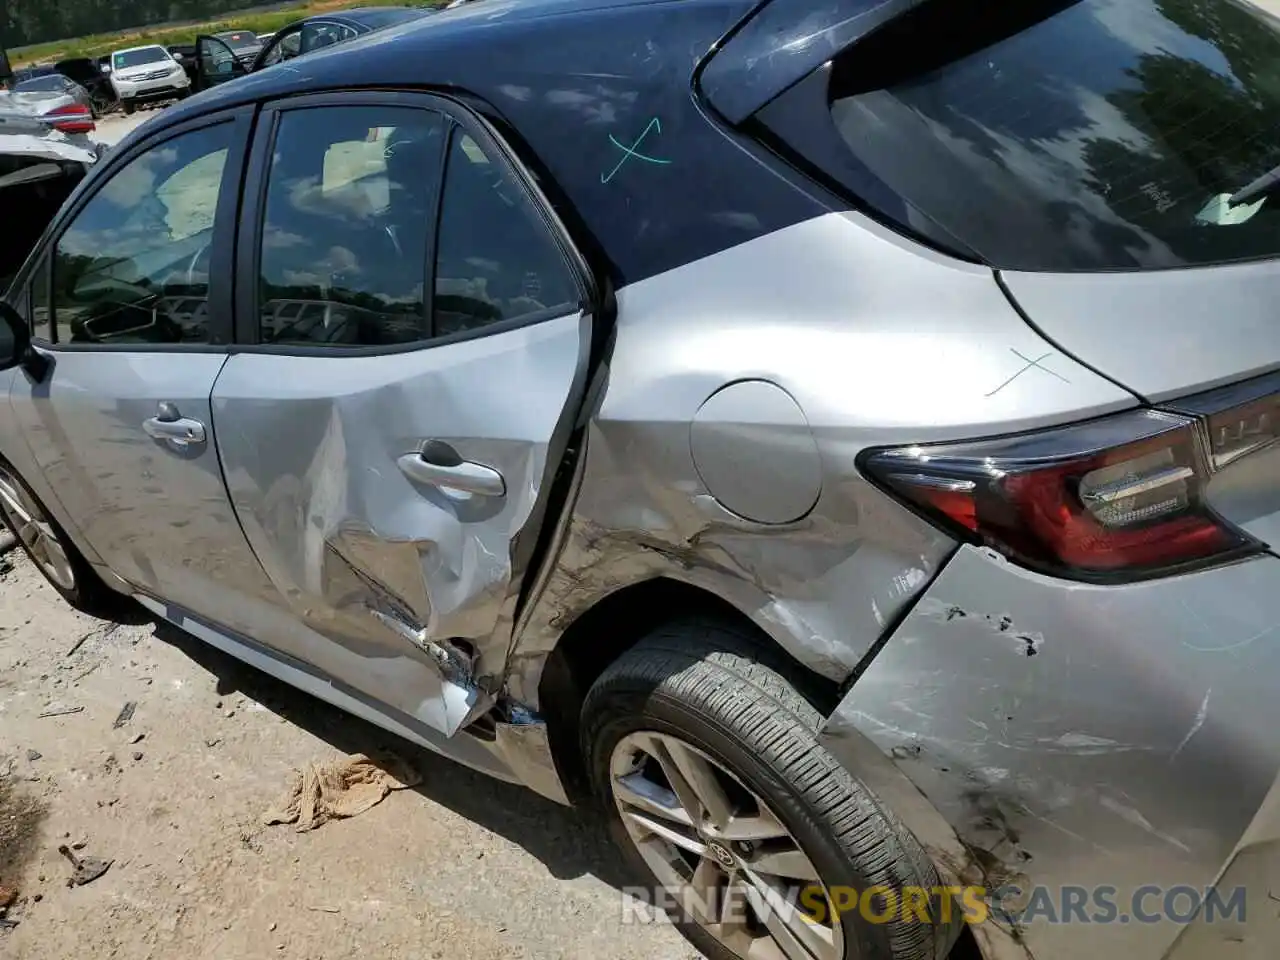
861,409,1262,582
44,103,95,135
1170,376,1280,471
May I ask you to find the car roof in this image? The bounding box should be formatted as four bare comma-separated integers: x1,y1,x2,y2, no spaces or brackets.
335,5,422,19
127,0,824,289
173,0,743,113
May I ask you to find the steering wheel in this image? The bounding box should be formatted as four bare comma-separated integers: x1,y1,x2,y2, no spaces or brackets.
70,276,186,342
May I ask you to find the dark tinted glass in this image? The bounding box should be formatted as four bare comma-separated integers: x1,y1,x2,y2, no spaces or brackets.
820,0,1280,271
16,75,68,92
52,124,231,344
301,22,351,53
217,32,260,50
261,29,302,66
258,106,445,347
434,131,577,337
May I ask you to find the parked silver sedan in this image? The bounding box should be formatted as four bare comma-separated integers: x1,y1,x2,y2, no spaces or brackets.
0,2,1279,960
11,72,97,117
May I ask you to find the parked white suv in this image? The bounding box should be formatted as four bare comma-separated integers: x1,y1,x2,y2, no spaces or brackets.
107,44,190,115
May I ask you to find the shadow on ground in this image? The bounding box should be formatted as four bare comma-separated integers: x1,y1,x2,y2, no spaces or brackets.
0,775,46,896
142,616,632,891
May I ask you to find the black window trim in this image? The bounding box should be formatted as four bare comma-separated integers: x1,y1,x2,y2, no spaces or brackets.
256,23,304,69
234,88,594,357
300,19,354,54
33,104,255,354
26,256,51,343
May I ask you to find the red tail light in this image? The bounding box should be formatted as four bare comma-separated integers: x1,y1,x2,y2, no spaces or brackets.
44,103,95,135
860,409,1262,582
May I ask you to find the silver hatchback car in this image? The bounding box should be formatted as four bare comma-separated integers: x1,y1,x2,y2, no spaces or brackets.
1,1,1278,959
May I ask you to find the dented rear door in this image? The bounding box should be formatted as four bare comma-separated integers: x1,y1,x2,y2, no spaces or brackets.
209,94,593,737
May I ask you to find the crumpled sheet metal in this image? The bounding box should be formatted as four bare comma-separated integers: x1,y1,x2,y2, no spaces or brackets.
505,418,953,707
263,752,422,832
210,315,588,717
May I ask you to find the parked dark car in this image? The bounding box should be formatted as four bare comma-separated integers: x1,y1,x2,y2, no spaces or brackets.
54,58,117,114
213,29,265,66
167,43,199,83
192,6,433,91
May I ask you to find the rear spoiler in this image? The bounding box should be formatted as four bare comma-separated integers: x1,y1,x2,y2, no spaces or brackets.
698,0,927,124
699,0,1084,125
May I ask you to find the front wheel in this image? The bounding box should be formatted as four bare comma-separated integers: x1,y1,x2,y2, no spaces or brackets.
122,100,135,115
582,622,960,960
0,462,124,616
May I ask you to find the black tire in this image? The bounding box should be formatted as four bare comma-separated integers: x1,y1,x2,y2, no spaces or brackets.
123,101,135,115
0,461,126,618
582,620,960,960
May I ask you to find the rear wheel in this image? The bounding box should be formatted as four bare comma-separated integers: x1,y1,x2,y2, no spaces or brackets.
0,462,123,616
582,621,959,960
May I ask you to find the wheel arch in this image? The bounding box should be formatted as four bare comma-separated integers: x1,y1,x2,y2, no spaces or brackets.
535,575,844,803
0,434,107,569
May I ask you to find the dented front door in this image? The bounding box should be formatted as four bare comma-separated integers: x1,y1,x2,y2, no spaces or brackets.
209,99,592,737
209,320,590,735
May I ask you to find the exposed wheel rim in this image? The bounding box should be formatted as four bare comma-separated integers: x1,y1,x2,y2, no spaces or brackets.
0,469,75,591
610,730,846,960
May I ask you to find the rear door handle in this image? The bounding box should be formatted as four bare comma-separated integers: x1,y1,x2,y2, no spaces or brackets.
397,440,506,498
143,401,206,449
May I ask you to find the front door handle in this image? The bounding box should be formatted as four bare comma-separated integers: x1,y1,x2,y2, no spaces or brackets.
397,440,506,498
143,401,206,449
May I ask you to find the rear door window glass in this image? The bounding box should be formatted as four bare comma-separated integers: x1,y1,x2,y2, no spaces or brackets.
433,132,578,336
815,0,1280,271
256,106,445,347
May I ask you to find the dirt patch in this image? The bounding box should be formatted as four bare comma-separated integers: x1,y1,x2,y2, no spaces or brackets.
0,549,693,959
0,775,46,886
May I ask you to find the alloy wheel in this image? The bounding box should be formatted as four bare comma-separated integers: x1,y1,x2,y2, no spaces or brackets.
0,469,76,591
610,730,845,960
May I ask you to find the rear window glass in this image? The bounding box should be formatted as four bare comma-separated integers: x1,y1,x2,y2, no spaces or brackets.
15,75,67,91
820,0,1280,272
218,32,260,49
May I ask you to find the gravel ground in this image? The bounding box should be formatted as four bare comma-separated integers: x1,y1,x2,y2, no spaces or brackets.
0,549,692,960
94,110,154,147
